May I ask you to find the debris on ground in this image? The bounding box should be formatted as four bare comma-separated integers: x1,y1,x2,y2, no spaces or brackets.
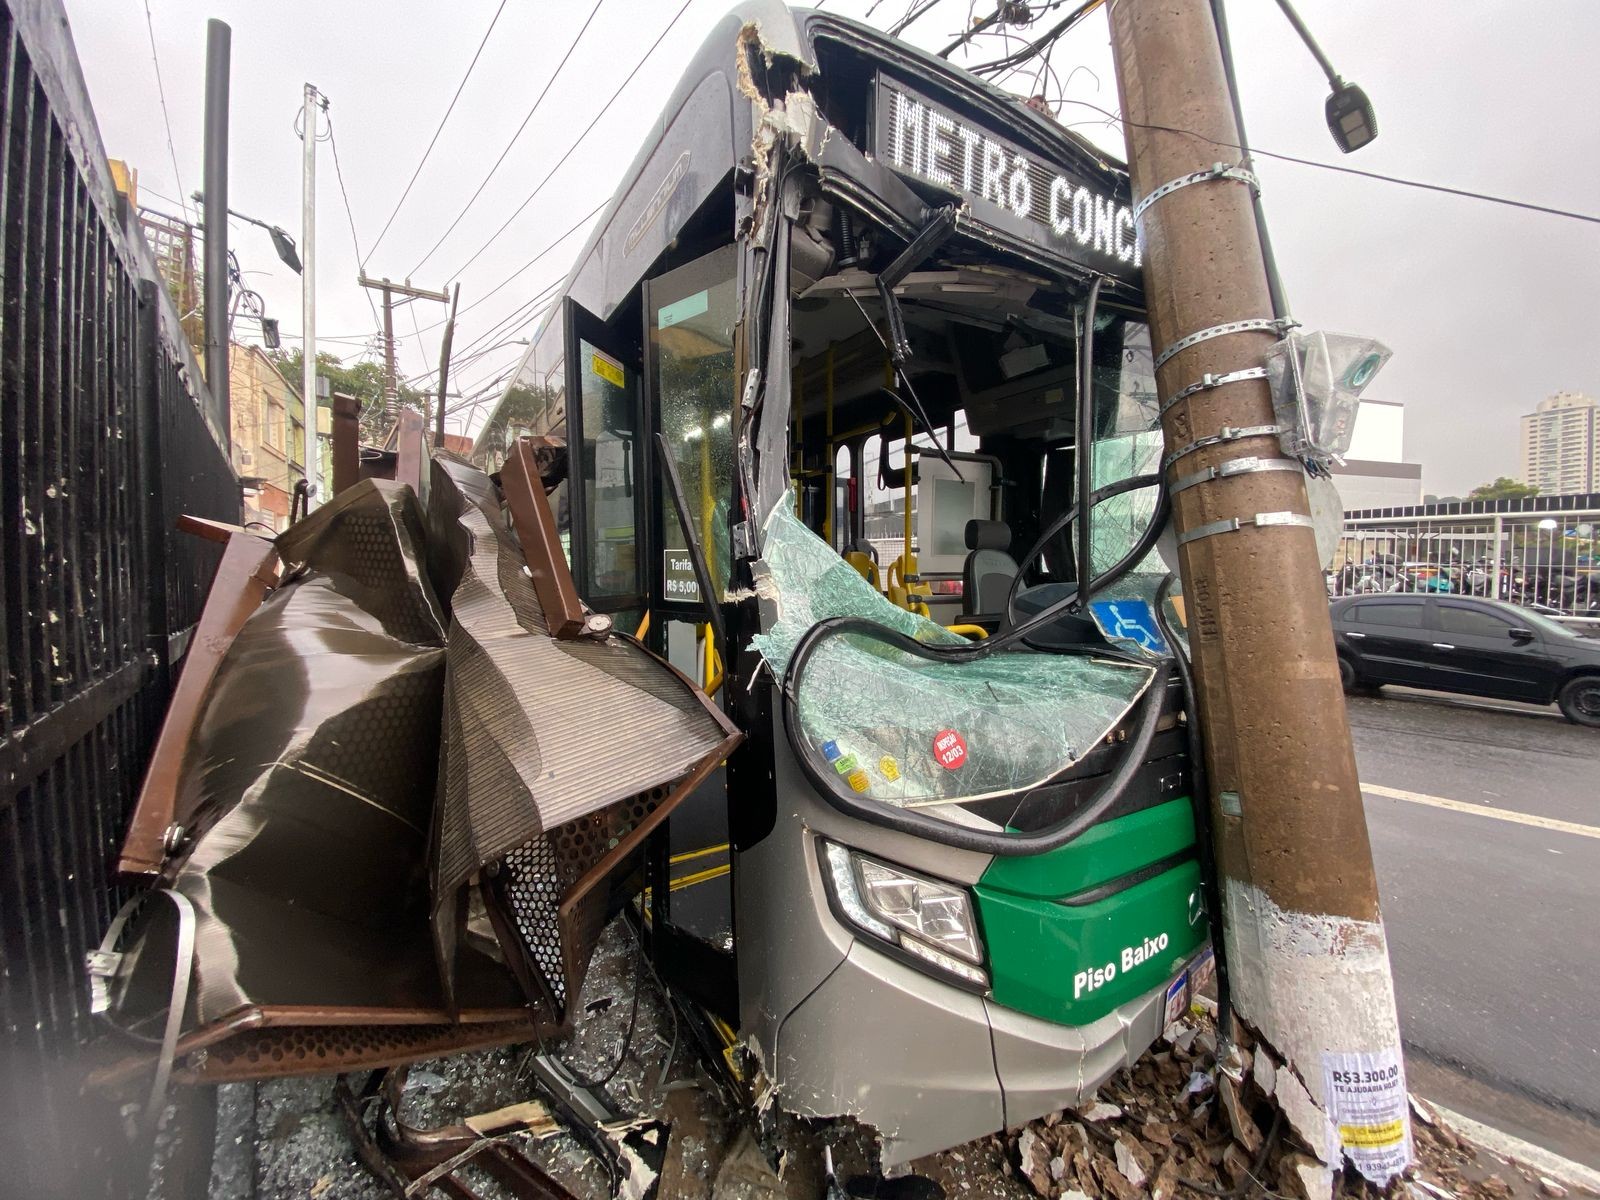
996,1013,1593,1200
198,937,1595,1200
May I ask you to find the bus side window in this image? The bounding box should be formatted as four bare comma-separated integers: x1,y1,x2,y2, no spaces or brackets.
575,341,637,597
833,444,852,553
648,246,738,604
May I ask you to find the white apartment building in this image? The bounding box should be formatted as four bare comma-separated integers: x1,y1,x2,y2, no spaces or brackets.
1519,391,1599,495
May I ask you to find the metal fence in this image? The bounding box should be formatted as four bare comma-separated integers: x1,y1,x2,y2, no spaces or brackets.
1333,496,1600,619
0,0,237,1193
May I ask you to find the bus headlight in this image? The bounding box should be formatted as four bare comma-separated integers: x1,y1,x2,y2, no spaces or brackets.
821,842,988,988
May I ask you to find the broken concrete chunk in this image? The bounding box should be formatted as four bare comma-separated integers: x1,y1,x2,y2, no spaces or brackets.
1142,1119,1173,1147
1095,1161,1145,1200
1017,1127,1052,1197
1151,1156,1182,1200
1222,1142,1253,1184
1170,1023,1200,1054
1078,1101,1123,1122
1071,1150,1099,1196
1253,1044,1277,1098
1218,1075,1263,1153
1538,1179,1568,1199
1274,1062,1332,1164
1113,1135,1150,1189
1280,1151,1333,1200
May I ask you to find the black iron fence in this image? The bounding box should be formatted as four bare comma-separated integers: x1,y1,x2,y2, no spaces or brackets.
0,0,238,1193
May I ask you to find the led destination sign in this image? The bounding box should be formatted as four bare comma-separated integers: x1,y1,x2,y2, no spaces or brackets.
872,76,1140,272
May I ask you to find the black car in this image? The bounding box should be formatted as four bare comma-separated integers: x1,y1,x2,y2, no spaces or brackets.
1329,594,1600,726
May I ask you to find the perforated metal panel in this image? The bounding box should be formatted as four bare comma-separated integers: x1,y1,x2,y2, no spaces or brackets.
428,459,734,1018
175,1018,537,1084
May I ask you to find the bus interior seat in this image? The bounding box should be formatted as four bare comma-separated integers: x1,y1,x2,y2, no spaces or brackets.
886,552,932,617
844,539,880,589
959,519,1019,629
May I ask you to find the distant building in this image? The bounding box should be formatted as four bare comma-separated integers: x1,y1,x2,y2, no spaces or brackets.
1330,398,1423,512
229,342,309,531
1519,391,1598,495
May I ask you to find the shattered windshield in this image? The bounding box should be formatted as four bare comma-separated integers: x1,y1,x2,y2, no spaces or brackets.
754,500,1155,810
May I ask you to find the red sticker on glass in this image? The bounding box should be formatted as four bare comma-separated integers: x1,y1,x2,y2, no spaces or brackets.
932,729,967,770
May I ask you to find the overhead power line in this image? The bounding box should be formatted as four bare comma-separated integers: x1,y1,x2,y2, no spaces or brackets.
403,278,562,392
968,0,1103,77
322,107,384,329
888,0,941,38
1059,97,1600,226
363,0,509,265
141,0,188,221
412,198,605,338
409,1,608,277
437,0,694,284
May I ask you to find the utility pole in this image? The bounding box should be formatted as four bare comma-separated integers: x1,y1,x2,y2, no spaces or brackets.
300,83,320,497
435,282,461,445
357,274,450,417
1106,0,1410,1186
201,20,231,440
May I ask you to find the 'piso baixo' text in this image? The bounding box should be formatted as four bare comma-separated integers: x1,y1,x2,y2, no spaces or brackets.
1073,932,1170,999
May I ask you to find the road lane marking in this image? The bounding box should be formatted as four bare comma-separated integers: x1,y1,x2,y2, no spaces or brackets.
1361,783,1600,841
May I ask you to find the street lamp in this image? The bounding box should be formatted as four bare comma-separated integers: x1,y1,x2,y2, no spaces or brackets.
191,192,303,273
1272,0,1378,153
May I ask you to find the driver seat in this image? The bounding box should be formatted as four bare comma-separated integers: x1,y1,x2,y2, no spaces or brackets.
960,519,1019,628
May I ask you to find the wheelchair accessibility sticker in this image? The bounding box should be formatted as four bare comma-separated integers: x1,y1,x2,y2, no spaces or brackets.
1088,598,1170,656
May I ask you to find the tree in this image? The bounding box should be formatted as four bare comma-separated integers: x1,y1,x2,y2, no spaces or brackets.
268,348,428,445
1468,476,1539,501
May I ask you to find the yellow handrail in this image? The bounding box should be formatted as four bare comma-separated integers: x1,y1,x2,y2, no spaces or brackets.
945,623,989,640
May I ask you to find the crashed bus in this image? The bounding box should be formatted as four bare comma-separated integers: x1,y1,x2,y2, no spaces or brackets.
470,1,1215,1164
88,2,1218,1184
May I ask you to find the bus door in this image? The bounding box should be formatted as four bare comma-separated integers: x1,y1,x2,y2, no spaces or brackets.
564,299,645,623
641,245,739,1008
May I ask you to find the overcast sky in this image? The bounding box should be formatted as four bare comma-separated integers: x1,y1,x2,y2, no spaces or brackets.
65,0,1599,494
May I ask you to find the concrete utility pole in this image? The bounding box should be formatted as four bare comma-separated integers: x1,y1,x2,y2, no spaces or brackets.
435,282,461,444
301,82,319,487
201,20,231,437
1106,0,1410,1186
357,274,450,417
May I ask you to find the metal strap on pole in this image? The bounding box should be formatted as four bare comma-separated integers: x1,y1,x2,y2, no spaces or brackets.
1177,510,1316,546
1154,317,1296,373
1133,161,1260,225
1162,423,1285,471
1160,366,1270,416
1169,455,1303,495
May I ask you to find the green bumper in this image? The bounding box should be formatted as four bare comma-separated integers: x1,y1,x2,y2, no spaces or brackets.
975,798,1210,1026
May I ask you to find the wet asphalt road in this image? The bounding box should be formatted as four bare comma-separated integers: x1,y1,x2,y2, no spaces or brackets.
1347,687,1600,1159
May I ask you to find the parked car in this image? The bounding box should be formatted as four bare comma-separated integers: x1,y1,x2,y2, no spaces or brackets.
1329,594,1600,726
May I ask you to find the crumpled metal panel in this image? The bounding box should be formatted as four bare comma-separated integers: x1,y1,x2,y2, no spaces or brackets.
426,458,736,1014
114,480,527,1041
